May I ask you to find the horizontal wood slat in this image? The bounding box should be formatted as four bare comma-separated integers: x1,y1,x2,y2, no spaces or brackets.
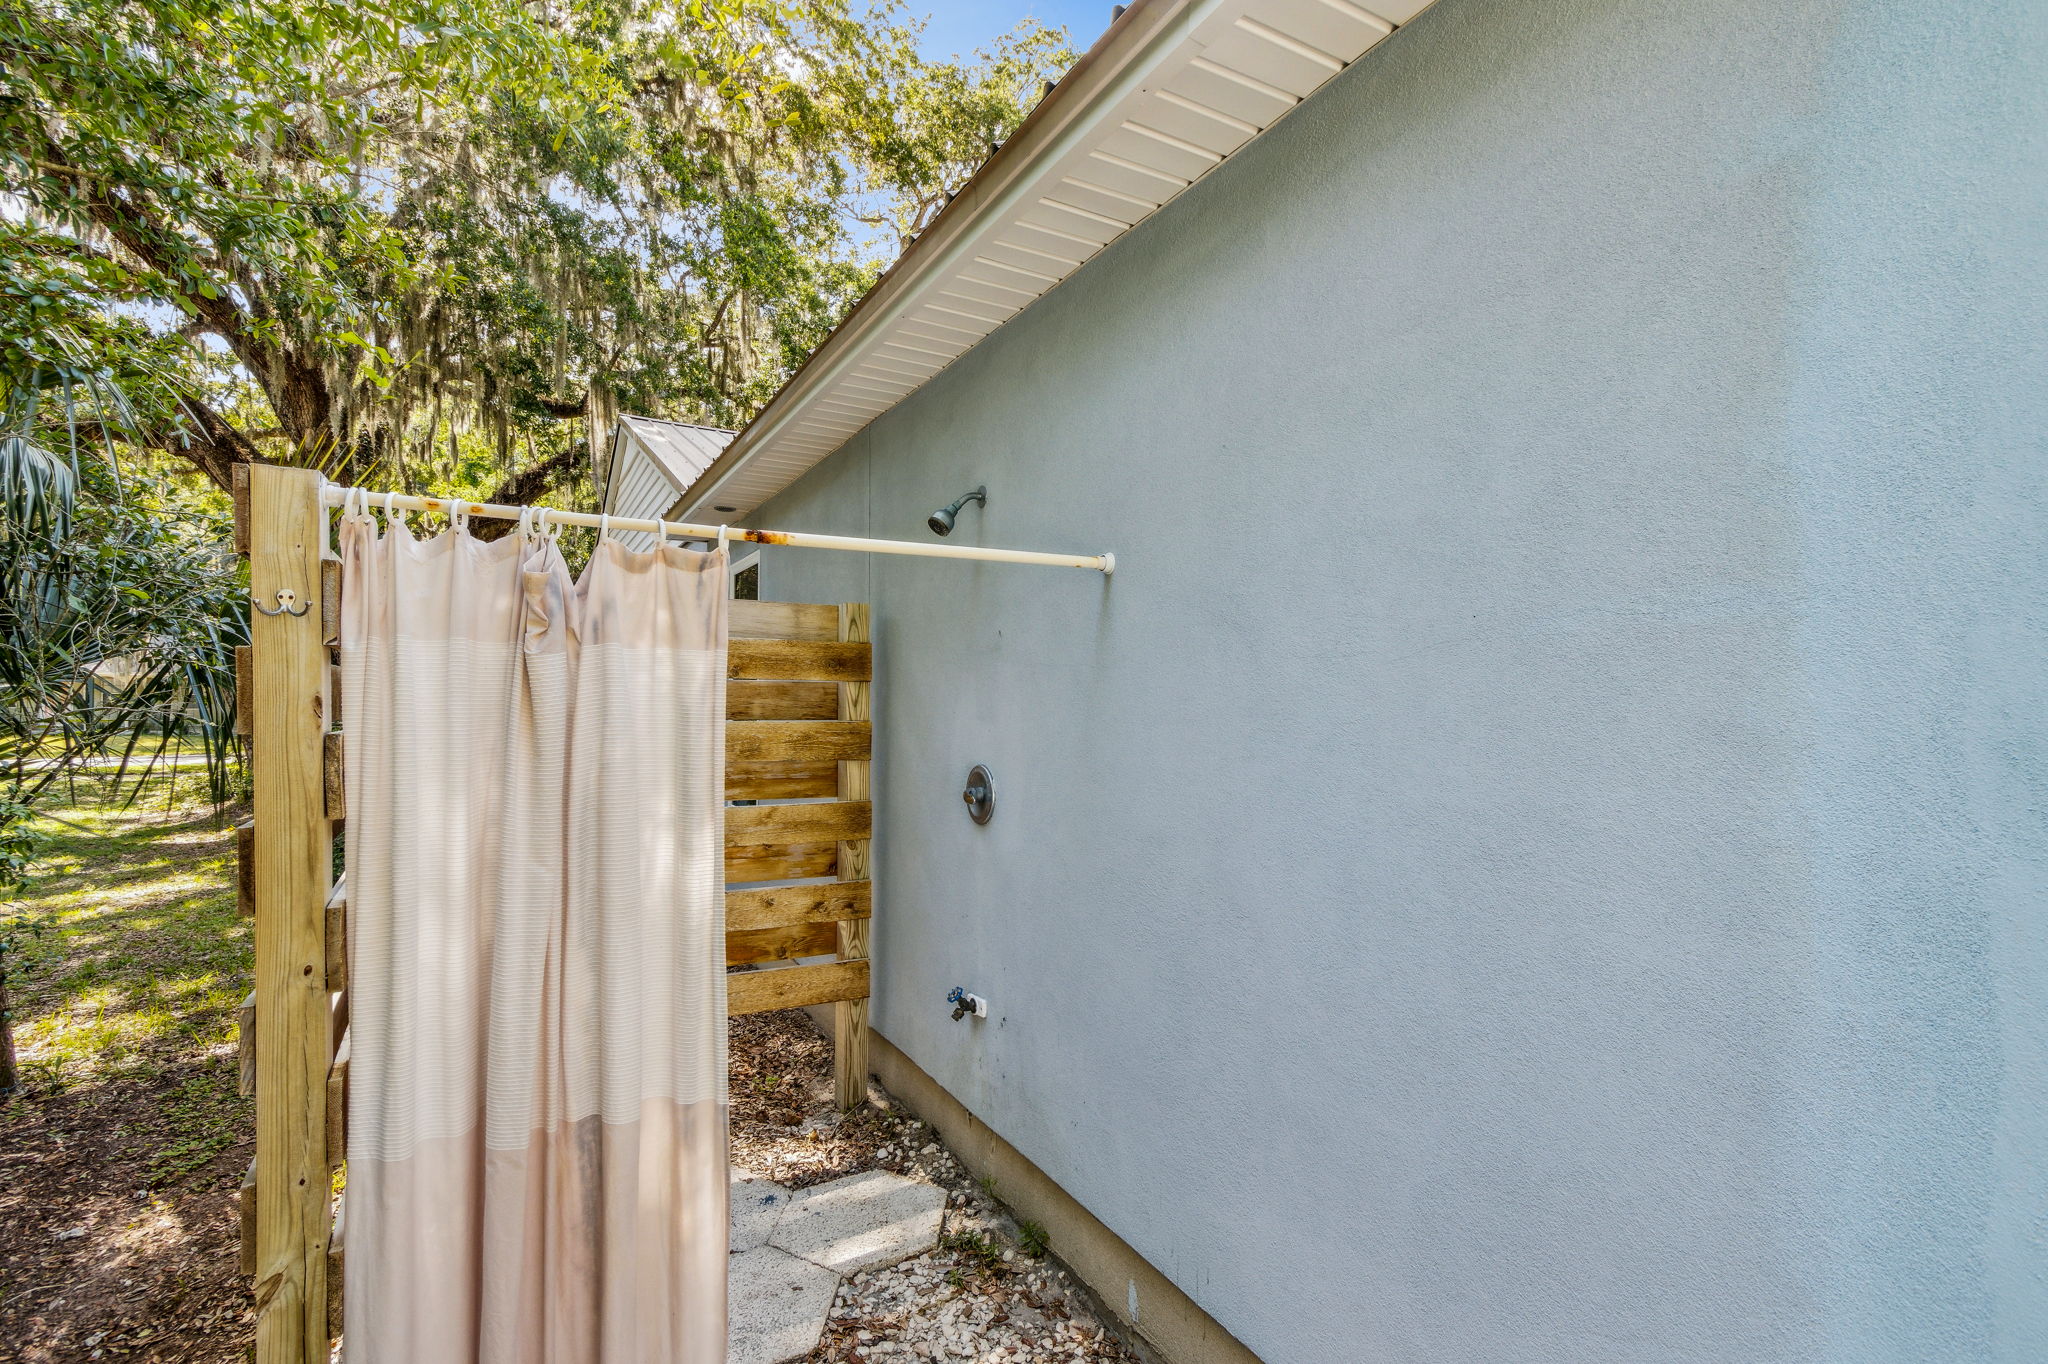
324,881,347,992
725,881,872,933
728,960,870,1015
729,600,839,641
329,990,349,1063
728,638,870,682
726,843,836,882
231,463,250,557
727,761,838,801
236,646,253,737
238,991,257,1098
727,801,870,847
323,734,344,821
320,559,341,648
240,1160,258,1276
327,1241,344,1343
728,680,839,721
726,921,837,966
325,1038,347,1172
728,721,870,764
236,818,255,919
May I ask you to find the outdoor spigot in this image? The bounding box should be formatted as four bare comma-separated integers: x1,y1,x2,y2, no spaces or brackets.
946,987,987,1021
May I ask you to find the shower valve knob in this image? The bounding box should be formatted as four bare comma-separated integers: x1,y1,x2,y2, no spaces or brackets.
962,765,995,824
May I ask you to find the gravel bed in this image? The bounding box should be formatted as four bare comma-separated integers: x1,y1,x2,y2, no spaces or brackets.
730,1009,1143,1364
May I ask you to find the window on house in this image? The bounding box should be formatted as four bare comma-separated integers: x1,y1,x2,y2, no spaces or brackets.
730,552,759,600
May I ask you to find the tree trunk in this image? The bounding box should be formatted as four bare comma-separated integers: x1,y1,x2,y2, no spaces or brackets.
0,950,17,1101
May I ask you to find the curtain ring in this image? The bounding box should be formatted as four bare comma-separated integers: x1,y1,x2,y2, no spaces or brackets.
517,505,533,541
718,524,730,554
382,489,398,530
448,498,470,532
652,518,669,552
598,512,611,544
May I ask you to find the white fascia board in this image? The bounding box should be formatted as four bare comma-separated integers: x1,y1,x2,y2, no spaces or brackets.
675,0,1434,523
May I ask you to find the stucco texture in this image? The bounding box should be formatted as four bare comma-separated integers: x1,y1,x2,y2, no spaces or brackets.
750,1,2048,1359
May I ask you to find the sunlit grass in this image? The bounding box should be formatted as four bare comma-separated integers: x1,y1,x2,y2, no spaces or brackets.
6,769,247,1096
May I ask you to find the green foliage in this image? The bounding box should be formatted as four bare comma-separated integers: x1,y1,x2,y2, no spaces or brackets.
0,797,46,893
149,1070,243,1181
0,226,193,463
1017,1218,1049,1259
1,0,1075,500
0,453,245,813
0,775,249,1104
941,1227,1006,1275
0,436,72,551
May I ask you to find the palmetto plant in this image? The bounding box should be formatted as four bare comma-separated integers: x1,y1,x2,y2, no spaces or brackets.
0,428,246,1099
0,438,245,812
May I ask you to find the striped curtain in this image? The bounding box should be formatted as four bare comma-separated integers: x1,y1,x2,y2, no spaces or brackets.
337,509,728,1363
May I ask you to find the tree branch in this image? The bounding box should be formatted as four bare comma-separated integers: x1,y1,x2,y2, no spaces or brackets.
41,133,340,455
464,443,585,541
532,394,588,419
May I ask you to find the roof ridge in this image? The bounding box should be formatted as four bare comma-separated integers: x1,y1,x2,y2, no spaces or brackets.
620,413,738,436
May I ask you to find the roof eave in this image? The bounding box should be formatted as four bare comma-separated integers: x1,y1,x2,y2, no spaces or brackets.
669,0,1195,522
673,0,1430,522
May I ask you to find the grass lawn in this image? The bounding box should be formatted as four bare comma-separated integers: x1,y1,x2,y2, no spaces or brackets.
0,772,254,1362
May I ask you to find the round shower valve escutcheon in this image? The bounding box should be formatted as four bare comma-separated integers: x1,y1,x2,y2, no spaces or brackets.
962,765,995,824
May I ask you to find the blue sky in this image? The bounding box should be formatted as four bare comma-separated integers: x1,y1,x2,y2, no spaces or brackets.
908,1,1112,60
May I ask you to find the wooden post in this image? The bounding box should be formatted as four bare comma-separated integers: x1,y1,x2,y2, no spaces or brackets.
833,602,872,1111
248,464,333,1364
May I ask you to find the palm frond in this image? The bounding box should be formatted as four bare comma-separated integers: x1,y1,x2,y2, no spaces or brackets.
0,437,76,543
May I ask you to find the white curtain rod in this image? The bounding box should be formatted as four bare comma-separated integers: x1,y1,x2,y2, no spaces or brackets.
320,483,1114,574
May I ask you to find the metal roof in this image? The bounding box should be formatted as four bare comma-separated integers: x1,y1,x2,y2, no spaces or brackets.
671,0,1436,523
601,416,734,548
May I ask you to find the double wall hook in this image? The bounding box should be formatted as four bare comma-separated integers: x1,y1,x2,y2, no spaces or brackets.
255,589,311,618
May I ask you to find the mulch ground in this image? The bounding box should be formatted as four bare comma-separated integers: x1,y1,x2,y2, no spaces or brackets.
0,1054,255,1363
0,813,254,1364
730,1006,903,1187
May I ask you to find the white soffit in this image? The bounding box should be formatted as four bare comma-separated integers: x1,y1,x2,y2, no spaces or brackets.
676,0,1435,523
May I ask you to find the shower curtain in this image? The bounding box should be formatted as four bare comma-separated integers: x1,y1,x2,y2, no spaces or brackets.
337,508,728,1363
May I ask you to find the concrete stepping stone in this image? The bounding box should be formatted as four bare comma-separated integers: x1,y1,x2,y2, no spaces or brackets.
767,1169,946,1276
731,1173,793,1254
728,1245,839,1364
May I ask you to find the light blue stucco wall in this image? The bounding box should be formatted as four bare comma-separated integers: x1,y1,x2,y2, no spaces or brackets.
749,1,2048,1359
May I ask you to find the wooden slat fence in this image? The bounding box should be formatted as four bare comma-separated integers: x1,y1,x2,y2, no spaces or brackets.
234,472,874,1361
723,598,875,1114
